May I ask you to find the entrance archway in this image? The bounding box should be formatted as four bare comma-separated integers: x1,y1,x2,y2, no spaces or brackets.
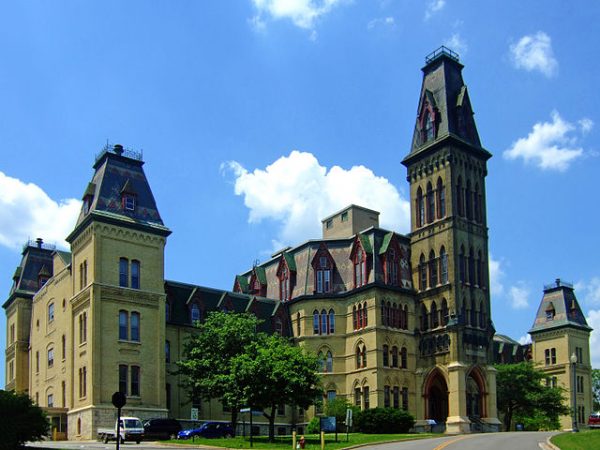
424,368,448,422
466,367,486,418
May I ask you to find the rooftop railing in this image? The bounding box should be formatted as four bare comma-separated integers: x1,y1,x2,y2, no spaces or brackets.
425,46,460,64
23,239,56,252
95,141,143,163
544,279,574,290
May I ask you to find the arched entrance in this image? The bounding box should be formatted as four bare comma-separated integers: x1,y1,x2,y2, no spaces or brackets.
424,368,448,423
466,367,486,418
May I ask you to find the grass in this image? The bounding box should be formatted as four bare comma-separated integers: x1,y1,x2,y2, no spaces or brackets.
551,430,600,450
166,432,435,449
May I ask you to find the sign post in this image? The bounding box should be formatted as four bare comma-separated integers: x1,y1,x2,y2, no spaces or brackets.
345,408,353,442
111,392,127,450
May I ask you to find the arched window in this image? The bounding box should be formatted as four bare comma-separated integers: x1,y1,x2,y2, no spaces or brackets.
386,248,399,286
392,303,399,328
318,351,325,372
383,345,389,367
429,250,438,287
356,347,362,369
437,177,446,219
353,305,358,330
466,180,473,220
130,312,140,341
468,247,475,285
477,250,484,288
440,246,448,284
391,346,399,367
400,347,407,369
474,183,481,223
419,254,427,291
279,266,290,301
354,250,367,287
403,305,408,330
313,310,320,335
427,182,435,223
431,301,439,328
119,258,129,287
361,346,367,368
131,260,140,289
328,309,335,334
119,310,128,340
320,309,327,335
385,302,391,327
457,176,464,217
326,351,333,373
416,187,425,227
441,298,449,326
459,246,466,283
191,304,200,323
363,302,368,327
420,304,428,331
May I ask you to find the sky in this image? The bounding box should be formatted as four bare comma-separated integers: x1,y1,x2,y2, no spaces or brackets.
1,1,599,386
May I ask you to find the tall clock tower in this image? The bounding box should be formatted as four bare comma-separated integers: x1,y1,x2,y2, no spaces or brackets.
402,47,500,433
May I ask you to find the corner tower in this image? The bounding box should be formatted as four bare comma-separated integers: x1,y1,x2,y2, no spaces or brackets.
61,144,171,438
401,47,499,433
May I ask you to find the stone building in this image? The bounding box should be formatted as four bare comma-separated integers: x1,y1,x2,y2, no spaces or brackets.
3,48,591,439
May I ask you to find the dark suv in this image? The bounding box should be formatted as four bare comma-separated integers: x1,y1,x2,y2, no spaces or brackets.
143,418,182,440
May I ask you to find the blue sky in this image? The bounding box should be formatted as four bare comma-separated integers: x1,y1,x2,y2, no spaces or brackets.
1,1,599,386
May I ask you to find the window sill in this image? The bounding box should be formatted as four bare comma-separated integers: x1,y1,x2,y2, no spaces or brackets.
118,339,141,345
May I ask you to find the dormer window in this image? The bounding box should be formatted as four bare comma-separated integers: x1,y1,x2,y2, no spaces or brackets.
545,302,555,321
83,196,93,214
424,111,434,141
123,194,136,211
313,246,335,294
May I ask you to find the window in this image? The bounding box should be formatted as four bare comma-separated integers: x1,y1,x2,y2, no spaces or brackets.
62,381,66,407
466,180,473,220
362,346,367,368
326,219,333,229
545,348,557,365
79,260,87,290
384,385,391,408
130,312,140,341
419,254,427,290
48,303,55,322
429,250,437,287
363,386,370,409
315,256,332,293
416,187,425,227
576,347,584,364
424,111,434,141
441,299,449,326
383,345,389,367
468,248,475,285
47,348,54,368
459,246,466,283
131,260,140,289
79,366,87,398
79,312,87,344
402,387,409,410
123,194,136,211
279,266,290,301
313,310,320,335
393,386,400,409
385,247,399,286
328,309,335,334
327,390,337,403
474,183,481,222
354,388,361,407
62,334,66,360
10,324,15,344
363,303,368,327
165,340,171,363
440,247,448,284
551,348,556,364
577,375,584,393
119,365,128,394
131,366,140,396
391,346,398,368
166,383,171,410
354,250,367,287
420,304,428,331
191,304,200,323
48,394,54,407
35,351,39,373
431,301,439,328
426,182,435,223
437,177,446,219
341,211,348,222
296,312,301,336
400,347,407,369
325,351,333,373
119,258,129,287
119,310,128,340
277,403,285,416
9,360,14,380
457,177,464,217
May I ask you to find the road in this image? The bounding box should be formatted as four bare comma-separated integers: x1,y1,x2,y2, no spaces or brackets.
27,432,558,450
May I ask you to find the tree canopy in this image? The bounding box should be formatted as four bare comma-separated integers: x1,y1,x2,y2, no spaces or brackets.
592,368,600,411
0,389,49,450
496,362,570,431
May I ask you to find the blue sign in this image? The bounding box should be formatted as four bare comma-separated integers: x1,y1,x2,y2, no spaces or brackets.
320,416,336,433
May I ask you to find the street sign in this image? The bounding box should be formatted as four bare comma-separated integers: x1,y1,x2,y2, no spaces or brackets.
345,408,353,428
112,391,126,409
191,407,199,420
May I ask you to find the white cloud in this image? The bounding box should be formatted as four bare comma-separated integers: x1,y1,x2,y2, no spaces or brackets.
250,0,344,30
519,334,532,345
488,255,504,298
0,171,81,251
586,309,600,368
444,32,467,56
575,277,600,306
508,282,530,309
424,0,445,20
367,17,395,30
223,150,410,246
579,118,594,134
503,111,589,171
510,31,558,77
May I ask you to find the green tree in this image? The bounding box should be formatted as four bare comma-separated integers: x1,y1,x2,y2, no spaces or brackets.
231,334,322,442
176,311,262,435
325,397,358,432
592,368,600,411
0,389,49,449
496,362,570,431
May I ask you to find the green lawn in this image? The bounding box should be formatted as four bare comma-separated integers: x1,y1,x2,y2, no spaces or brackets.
167,432,434,449
551,430,600,450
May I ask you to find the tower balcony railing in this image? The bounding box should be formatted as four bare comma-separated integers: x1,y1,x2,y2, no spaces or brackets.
425,46,460,64
543,279,573,290
95,142,143,163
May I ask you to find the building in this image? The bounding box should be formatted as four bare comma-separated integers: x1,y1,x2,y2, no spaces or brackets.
3,48,591,439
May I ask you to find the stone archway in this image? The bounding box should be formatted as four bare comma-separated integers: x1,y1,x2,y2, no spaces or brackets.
466,367,486,418
424,368,448,423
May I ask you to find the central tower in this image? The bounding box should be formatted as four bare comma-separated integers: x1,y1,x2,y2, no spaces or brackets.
402,47,500,433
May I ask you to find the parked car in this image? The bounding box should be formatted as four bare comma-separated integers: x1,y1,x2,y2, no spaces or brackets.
177,422,234,439
97,417,144,444
588,412,600,428
143,418,182,440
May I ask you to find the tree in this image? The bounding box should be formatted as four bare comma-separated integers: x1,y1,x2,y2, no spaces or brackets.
231,334,322,442
0,389,49,449
176,311,262,435
592,368,600,411
325,397,356,432
496,362,570,431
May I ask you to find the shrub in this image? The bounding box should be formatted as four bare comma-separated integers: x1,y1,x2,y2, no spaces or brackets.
306,417,320,434
0,389,49,449
354,408,415,434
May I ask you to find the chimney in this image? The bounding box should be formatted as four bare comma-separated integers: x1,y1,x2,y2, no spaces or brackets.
36,238,43,249
113,144,124,156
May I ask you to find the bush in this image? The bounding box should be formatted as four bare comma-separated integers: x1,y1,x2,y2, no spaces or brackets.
0,390,49,449
306,417,320,434
354,408,415,434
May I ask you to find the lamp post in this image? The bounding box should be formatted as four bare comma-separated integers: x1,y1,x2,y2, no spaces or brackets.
570,352,579,432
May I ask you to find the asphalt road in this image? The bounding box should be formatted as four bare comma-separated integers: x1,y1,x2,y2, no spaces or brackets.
27,432,558,450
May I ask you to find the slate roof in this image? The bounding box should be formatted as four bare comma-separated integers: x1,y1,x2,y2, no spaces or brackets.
68,145,170,242
529,280,592,334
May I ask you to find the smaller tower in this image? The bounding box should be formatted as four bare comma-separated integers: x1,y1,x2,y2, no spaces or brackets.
529,279,593,430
